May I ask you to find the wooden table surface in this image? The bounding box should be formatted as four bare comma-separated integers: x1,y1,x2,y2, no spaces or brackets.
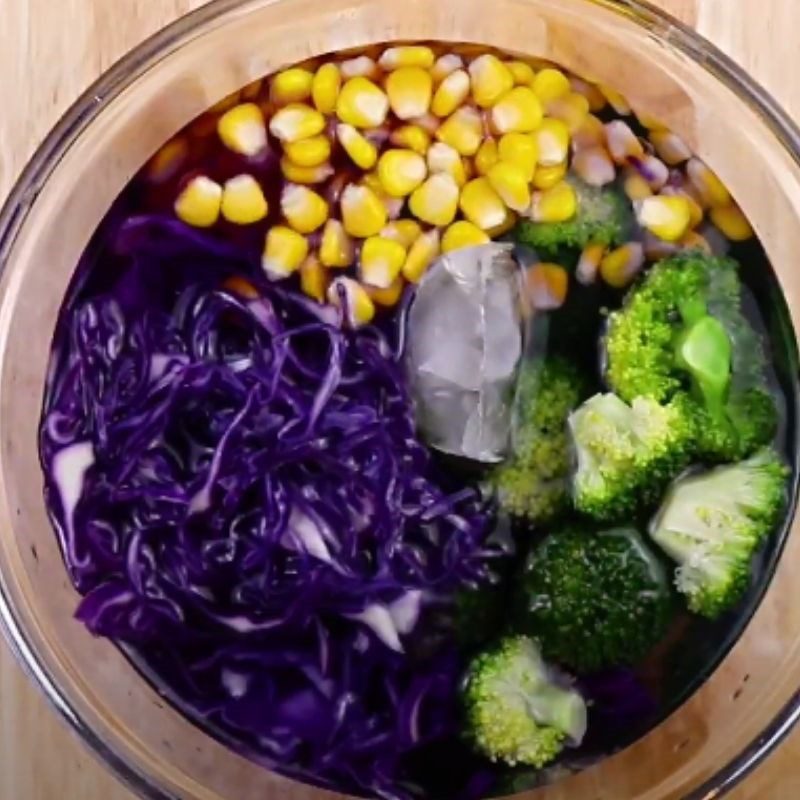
1,0,799,797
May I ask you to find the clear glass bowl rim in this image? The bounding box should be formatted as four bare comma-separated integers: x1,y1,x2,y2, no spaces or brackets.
1,1,800,798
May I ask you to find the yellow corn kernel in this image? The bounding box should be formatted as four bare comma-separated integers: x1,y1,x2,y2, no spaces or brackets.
680,230,713,255
270,68,314,105
572,114,605,151
635,195,691,242
570,78,606,112
365,277,404,307
218,103,268,156
486,208,518,238
635,111,667,131
359,236,407,288
402,229,441,283
341,184,388,238
390,124,431,154
220,174,268,225
174,176,223,228
146,137,189,183
650,130,692,166
710,203,754,241
427,142,468,186
409,173,460,227
435,106,484,156
299,255,328,302
532,161,568,190
576,242,606,286
525,263,569,310
687,194,705,229
545,92,590,134
319,219,355,268
686,158,731,208
531,68,571,103
530,181,578,223
381,219,422,249
604,120,645,165
487,161,531,213
623,170,653,202
379,45,435,71
572,146,616,187
442,220,490,253
312,63,342,114
535,118,570,166
431,69,471,119
262,226,309,280
598,84,631,115
337,77,390,128
636,155,670,192
386,67,433,120
497,133,538,181
431,53,465,83
327,277,375,327
281,184,329,234
474,138,499,176
490,86,543,135
600,242,645,288
223,275,260,300
339,55,379,80
377,149,428,197
280,158,334,185
506,60,535,85
468,54,514,108
337,123,378,170
283,134,332,167
269,103,325,143
459,177,507,230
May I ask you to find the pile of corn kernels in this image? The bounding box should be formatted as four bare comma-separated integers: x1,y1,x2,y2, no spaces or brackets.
145,43,754,326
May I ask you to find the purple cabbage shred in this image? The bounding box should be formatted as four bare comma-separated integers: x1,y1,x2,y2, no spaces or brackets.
39,215,504,800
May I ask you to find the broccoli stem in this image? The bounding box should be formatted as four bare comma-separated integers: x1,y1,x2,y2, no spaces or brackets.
675,313,732,422
527,684,587,743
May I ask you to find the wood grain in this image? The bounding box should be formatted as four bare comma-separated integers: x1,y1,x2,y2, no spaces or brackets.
0,1,798,798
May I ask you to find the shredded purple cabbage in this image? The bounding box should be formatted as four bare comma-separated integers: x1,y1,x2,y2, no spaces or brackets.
40,215,504,799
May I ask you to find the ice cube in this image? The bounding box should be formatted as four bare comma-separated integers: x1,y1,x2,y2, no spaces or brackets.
407,244,526,462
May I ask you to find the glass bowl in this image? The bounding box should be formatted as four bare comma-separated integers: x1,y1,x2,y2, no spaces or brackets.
1,1,800,798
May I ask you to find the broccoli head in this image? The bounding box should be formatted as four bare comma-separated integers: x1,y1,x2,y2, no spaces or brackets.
649,448,789,618
463,636,587,767
604,251,778,462
517,525,672,673
513,177,632,260
493,357,589,523
569,392,695,521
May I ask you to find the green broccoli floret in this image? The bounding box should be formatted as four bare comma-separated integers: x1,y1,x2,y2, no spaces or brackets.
492,357,589,523
604,251,778,462
463,636,587,767
569,392,695,521
649,448,789,618
513,177,632,260
517,525,672,673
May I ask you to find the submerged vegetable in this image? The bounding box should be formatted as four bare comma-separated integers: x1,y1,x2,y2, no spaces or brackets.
517,526,672,673
650,448,789,618
604,251,778,462
493,357,588,523
569,392,695,521
463,636,587,767
40,216,504,799
514,178,631,260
